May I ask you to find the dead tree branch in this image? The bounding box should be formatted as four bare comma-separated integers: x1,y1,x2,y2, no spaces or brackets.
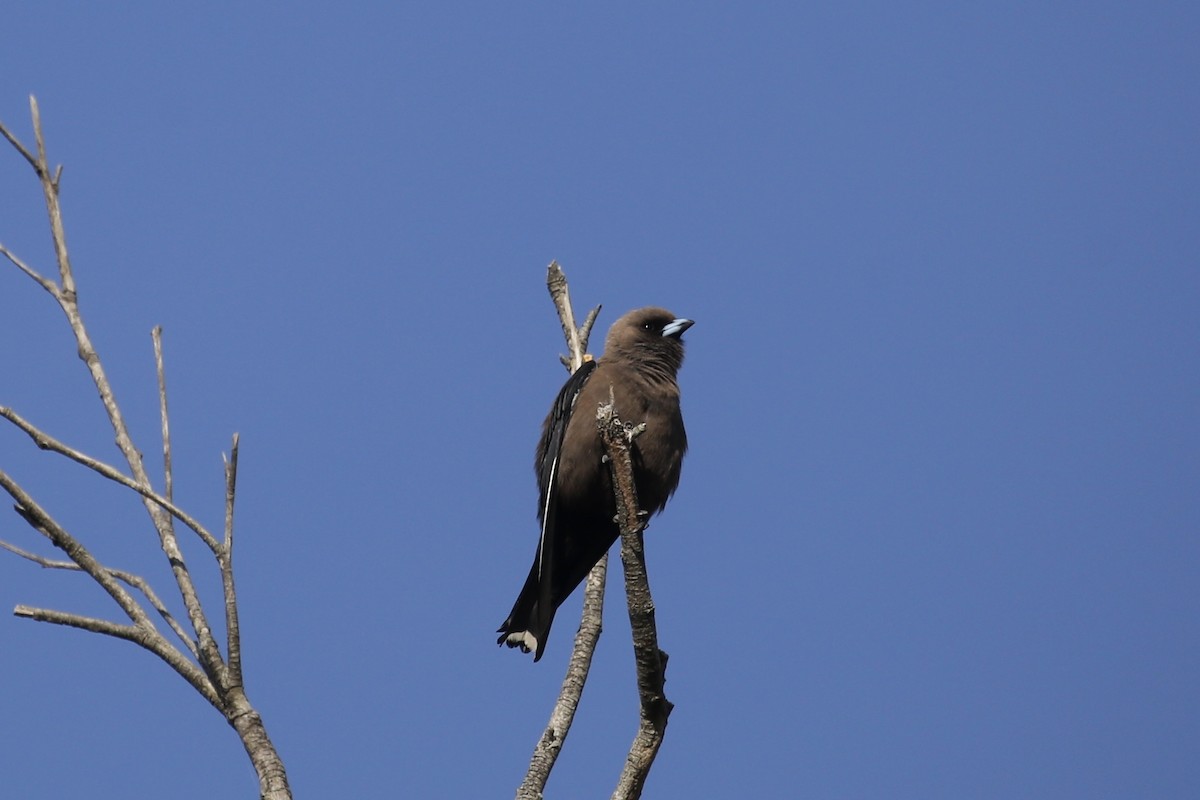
0,96,290,800
0,405,222,552
517,261,604,800
0,539,198,656
518,261,672,799
597,402,673,800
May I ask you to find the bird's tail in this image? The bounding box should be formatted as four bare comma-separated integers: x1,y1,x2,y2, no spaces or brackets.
497,559,555,661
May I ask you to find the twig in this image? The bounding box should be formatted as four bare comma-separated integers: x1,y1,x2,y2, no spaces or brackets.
0,539,198,658
150,326,198,650
597,403,673,800
0,107,39,170
0,405,222,553
14,603,141,640
578,304,601,353
153,326,174,504
12,603,222,709
29,97,73,296
2,469,151,627
0,242,59,296
0,471,222,708
222,434,243,686
547,260,601,374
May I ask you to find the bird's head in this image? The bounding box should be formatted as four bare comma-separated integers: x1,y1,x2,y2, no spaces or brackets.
604,307,694,378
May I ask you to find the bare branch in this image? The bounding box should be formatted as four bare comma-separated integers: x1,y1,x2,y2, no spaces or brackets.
29,97,73,295
579,303,601,351
0,108,39,170
0,405,222,553
1,539,198,658
2,469,152,627
0,242,59,296
547,260,601,374
222,434,243,686
15,603,142,639
517,553,607,800
3,98,288,797
517,263,606,798
224,688,293,800
3,476,221,708
597,403,673,800
153,326,174,504
12,603,222,710
17,99,223,679
2,474,221,708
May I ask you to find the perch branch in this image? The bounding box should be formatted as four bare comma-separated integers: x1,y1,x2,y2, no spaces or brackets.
597,401,673,800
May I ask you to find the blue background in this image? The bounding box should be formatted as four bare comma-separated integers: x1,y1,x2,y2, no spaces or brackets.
2,4,1197,797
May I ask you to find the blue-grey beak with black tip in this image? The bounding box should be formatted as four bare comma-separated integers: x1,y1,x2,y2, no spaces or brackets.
662,317,694,339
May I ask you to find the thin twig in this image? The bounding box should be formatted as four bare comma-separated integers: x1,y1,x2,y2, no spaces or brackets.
547,260,601,374
14,604,142,640
0,539,198,658
153,326,174,505
22,98,224,681
0,109,39,170
222,433,243,686
0,243,59,296
11,602,222,709
517,554,607,800
29,97,72,294
0,405,222,552
579,304,601,353
2,477,220,703
2,469,152,627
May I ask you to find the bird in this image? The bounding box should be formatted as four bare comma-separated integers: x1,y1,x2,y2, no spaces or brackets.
498,306,693,661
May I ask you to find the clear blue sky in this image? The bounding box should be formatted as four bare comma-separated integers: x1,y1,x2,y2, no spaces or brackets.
2,4,1197,798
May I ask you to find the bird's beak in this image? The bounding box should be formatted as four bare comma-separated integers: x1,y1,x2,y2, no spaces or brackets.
662,318,694,339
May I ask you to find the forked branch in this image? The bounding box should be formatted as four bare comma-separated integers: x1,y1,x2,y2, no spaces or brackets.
517,262,672,800
517,262,604,800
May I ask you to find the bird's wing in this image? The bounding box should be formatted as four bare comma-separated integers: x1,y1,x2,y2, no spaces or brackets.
536,359,597,582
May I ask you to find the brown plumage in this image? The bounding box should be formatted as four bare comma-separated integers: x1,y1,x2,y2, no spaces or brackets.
498,307,693,661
